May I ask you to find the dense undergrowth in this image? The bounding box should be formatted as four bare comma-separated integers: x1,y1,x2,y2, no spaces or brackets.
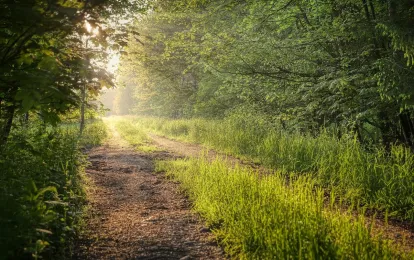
114,116,414,222
0,119,107,259
156,157,413,259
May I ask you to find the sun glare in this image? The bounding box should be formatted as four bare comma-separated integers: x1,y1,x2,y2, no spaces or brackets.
85,21,92,33
84,21,99,36
92,27,99,36
107,52,120,74
84,20,118,74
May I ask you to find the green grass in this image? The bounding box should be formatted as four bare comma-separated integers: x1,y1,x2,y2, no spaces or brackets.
60,119,108,147
137,144,161,153
157,157,413,259
79,119,108,147
120,116,414,221
112,118,160,153
0,119,108,259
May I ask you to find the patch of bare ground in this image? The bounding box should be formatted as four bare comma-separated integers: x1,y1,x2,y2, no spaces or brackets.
73,127,224,260
365,213,414,253
149,133,414,254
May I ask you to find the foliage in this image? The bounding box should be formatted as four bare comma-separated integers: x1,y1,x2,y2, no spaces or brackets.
0,119,107,259
0,0,148,258
122,0,414,149
79,120,108,147
0,0,148,145
156,157,412,259
62,119,109,148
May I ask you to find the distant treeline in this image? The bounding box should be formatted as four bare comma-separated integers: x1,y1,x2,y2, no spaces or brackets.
117,0,414,149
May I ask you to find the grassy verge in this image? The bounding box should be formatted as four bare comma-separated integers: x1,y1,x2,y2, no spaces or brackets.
121,116,414,222
157,157,413,259
0,119,107,259
60,119,108,148
112,118,160,152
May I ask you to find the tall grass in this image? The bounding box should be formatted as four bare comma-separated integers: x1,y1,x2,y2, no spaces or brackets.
60,119,108,147
114,119,149,146
157,157,412,259
122,116,414,221
0,119,107,259
112,118,159,152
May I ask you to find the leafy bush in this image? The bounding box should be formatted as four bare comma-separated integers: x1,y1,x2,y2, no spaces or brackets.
0,119,107,259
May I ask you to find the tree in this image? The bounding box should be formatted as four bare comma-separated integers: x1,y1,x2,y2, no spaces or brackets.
122,0,414,148
0,0,148,145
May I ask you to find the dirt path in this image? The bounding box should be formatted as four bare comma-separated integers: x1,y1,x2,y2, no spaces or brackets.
74,126,224,259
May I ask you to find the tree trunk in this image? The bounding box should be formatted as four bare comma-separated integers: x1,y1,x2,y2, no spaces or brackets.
24,112,29,124
388,0,396,21
362,0,371,21
1,105,15,147
368,0,376,20
80,84,86,134
379,111,394,151
399,110,414,150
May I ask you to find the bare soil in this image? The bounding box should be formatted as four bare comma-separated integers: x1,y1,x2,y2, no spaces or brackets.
73,127,224,260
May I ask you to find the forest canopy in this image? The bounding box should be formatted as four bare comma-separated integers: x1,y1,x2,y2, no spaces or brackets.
117,0,414,149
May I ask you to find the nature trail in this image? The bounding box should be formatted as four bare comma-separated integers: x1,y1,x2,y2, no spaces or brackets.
74,124,224,259
74,121,414,259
